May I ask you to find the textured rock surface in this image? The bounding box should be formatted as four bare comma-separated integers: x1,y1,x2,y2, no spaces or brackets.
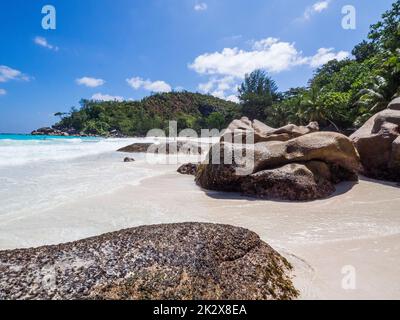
196,132,360,200
118,141,207,155
240,163,336,201
350,105,400,181
0,223,298,300
177,163,199,175
221,117,319,143
388,97,400,111
118,143,153,153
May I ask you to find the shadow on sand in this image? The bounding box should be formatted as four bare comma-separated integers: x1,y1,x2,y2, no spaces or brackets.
201,180,359,204
358,175,400,188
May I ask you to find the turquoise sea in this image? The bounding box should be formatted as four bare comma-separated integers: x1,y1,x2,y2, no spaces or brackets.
0,133,101,141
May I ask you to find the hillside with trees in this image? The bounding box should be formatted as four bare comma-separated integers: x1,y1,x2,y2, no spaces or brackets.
54,92,241,136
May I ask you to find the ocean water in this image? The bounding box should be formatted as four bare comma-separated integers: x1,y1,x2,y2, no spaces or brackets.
0,134,160,219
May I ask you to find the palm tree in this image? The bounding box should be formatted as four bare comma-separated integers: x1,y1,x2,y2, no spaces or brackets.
356,76,399,113
299,87,341,131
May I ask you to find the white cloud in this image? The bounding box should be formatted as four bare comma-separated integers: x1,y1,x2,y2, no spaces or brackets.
194,2,208,11
225,95,239,103
313,1,330,12
190,38,307,77
189,37,348,77
198,76,240,103
126,77,172,93
0,65,30,83
303,1,331,20
34,36,59,51
0,89,6,96
91,93,124,102
308,48,349,68
190,37,348,102
76,77,105,88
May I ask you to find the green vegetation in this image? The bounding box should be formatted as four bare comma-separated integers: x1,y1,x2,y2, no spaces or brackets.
238,69,280,120
54,92,241,136
55,2,399,136
239,1,400,131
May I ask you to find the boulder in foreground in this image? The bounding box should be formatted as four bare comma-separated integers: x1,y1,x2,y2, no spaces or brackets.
0,223,298,300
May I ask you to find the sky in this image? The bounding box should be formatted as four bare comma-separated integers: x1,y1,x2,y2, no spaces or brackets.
0,0,396,133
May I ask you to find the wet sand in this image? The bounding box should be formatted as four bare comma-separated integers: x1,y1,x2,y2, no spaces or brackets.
0,159,399,299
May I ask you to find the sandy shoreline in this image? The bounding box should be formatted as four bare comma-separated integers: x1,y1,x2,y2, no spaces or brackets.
0,159,399,299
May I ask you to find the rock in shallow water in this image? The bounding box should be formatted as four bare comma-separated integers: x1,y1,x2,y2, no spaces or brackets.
0,223,298,300
177,163,199,175
118,141,207,155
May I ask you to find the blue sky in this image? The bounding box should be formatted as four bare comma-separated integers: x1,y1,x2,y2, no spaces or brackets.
0,0,395,133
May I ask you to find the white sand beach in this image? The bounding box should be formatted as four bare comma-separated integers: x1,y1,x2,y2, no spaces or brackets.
0,153,399,300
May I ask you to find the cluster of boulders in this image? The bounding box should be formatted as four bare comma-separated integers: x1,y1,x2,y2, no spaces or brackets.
193,117,360,201
350,97,400,182
222,117,320,143
31,127,73,136
0,223,298,300
31,127,127,138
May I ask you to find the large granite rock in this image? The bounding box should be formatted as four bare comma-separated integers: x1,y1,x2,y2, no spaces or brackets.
350,106,400,181
221,117,319,143
118,141,207,155
0,223,298,300
196,132,360,200
240,162,336,201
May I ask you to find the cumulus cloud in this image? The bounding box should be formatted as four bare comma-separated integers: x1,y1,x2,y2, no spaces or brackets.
198,76,239,102
0,89,6,96
194,2,208,11
0,65,30,83
308,48,349,68
76,77,105,88
91,93,124,102
189,38,308,77
190,37,348,103
189,37,348,77
34,36,59,51
303,1,331,20
126,77,172,93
